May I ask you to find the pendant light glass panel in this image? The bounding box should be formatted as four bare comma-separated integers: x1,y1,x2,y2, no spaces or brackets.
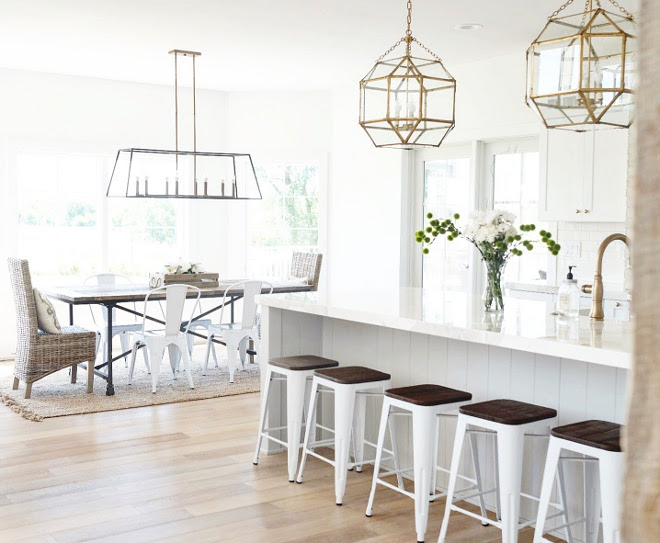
526,8,635,130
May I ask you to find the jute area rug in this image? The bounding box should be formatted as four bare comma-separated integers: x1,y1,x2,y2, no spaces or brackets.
0,345,260,421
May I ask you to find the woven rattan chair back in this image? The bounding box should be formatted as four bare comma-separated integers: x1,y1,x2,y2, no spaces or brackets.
7,258,39,342
290,252,323,291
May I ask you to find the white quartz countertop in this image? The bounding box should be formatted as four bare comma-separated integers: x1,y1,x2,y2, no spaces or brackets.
506,281,631,302
256,288,632,370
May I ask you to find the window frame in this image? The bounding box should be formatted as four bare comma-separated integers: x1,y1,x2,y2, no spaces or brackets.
406,136,557,304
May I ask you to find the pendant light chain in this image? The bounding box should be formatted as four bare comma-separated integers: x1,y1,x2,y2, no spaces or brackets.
405,0,413,55
412,37,444,63
375,38,405,62
406,0,413,37
549,0,575,19
607,0,634,19
549,0,634,20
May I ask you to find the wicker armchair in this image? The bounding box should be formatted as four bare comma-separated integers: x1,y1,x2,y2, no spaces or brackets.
7,258,97,398
290,252,323,291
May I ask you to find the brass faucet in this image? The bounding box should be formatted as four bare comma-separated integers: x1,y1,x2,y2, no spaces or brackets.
581,233,631,320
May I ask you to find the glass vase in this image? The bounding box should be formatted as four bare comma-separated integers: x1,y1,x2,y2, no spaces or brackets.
483,260,505,313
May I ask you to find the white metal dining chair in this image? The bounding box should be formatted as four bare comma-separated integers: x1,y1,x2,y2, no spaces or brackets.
203,280,272,383
85,273,144,368
128,284,201,393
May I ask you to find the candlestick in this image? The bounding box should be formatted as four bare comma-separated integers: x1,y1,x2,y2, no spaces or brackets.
144,176,149,196
232,184,236,198
194,179,198,196
175,177,179,196
135,177,140,196
221,180,226,197
204,178,208,197
165,177,169,196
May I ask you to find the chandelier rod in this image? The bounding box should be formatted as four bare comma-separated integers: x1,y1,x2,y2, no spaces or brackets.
174,52,179,172
169,50,201,184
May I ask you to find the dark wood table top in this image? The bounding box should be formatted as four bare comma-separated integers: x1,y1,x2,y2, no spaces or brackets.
43,281,312,305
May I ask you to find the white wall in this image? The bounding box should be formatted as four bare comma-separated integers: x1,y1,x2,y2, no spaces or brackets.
327,89,404,301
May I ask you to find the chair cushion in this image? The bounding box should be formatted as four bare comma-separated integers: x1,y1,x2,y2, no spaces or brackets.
33,288,61,334
287,275,309,285
314,366,391,385
269,355,339,371
551,420,622,453
386,384,472,406
459,399,557,426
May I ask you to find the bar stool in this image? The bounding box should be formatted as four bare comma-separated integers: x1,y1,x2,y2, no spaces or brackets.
438,399,570,543
296,366,392,506
534,420,624,543
366,384,477,543
253,355,339,482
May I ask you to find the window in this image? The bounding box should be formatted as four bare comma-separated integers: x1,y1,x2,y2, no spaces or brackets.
488,141,549,283
247,162,320,278
106,198,182,278
16,152,102,283
15,149,184,283
421,155,471,321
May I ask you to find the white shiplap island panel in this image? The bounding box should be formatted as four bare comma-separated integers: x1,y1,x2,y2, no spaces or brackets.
256,289,631,542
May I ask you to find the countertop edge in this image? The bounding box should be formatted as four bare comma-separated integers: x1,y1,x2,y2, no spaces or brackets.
257,295,631,370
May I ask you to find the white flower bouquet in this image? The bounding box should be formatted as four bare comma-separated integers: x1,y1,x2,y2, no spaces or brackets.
164,259,205,275
416,210,560,312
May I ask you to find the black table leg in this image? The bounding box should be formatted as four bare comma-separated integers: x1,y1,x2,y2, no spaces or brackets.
69,304,74,326
105,302,115,396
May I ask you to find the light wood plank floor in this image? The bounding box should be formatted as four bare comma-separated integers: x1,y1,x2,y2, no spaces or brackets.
0,392,564,543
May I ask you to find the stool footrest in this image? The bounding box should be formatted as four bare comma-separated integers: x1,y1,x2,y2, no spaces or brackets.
449,504,501,529
259,434,289,449
377,478,415,499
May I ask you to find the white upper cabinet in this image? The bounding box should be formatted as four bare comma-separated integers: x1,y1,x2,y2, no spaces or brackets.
540,128,629,223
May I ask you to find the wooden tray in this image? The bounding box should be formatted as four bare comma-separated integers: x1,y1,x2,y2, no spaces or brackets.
164,272,219,283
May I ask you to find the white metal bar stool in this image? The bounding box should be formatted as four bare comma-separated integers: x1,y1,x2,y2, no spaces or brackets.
534,420,624,543
253,355,339,482
296,366,393,506
366,384,479,543
438,399,571,543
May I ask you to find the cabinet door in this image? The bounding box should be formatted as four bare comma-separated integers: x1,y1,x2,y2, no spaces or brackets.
539,129,587,221
582,129,629,222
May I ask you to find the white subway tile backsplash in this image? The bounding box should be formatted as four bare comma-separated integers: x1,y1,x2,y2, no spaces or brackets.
555,221,627,288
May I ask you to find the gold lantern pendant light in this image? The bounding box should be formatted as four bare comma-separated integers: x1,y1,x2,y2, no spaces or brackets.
359,0,457,149
526,0,636,130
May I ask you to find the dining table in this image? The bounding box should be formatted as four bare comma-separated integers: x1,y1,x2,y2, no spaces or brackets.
43,280,313,396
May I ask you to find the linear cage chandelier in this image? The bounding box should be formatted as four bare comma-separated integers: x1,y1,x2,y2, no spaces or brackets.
359,0,456,150
526,0,636,130
106,50,262,200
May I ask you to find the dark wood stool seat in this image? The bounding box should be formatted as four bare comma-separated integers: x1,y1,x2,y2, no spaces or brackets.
314,366,391,385
269,355,339,371
551,420,622,453
459,399,557,426
385,384,472,407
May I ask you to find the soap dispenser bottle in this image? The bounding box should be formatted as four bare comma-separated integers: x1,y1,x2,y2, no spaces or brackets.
558,266,580,318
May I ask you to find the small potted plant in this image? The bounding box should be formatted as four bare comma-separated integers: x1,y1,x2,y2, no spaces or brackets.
416,210,560,312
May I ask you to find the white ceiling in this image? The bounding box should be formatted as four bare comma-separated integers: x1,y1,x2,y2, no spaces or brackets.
0,0,640,92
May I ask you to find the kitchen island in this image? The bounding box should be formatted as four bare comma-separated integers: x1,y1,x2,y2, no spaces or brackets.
255,288,631,541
